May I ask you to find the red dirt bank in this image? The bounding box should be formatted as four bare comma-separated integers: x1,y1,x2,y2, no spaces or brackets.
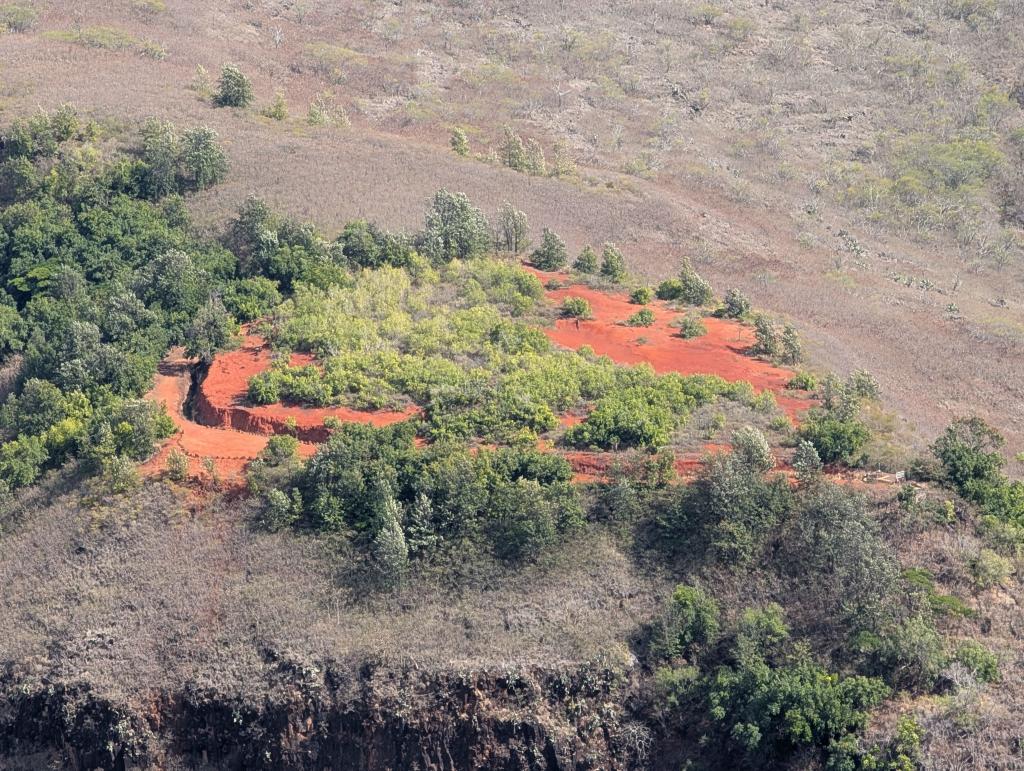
195,332,418,443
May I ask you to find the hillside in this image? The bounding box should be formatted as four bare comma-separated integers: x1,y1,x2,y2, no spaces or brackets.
0,1,1023,769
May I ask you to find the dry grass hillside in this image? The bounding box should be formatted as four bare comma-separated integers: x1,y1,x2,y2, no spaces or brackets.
2,0,1023,455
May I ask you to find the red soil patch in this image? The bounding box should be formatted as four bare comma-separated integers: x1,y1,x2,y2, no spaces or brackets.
195,331,419,443
140,348,320,482
528,268,813,420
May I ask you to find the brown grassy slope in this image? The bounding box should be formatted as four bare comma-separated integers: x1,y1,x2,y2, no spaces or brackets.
0,480,660,706
1,0,1023,456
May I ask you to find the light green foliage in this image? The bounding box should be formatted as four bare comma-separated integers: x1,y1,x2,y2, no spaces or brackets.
967,548,1012,590
531,227,567,270
707,604,889,768
417,189,492,263
450,127,470,156
184,296,238,364
675,313,707,339
0,4,37,32
500,125,528,171
629,286,653,305
561,296,592,319
625,308,655,327
165,448,188,482
793,440,823,482
780,323,802,364
676,259,713,306
495,202,529,254
752,314,780,358
954,640,1000,683
181,126,229,190
215,64,254,108
221,277,282,321
373,494,409,588
261,92,288,121
655,584,720,658
732,425,775,472
600,243,627,281
573,245,598,273
788,371,818,391
720,288,750,318
525,138,546,176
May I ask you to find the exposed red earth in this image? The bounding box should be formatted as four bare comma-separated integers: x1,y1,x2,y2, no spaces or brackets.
525,268,812,420
196,331,419,443
143,270,816,484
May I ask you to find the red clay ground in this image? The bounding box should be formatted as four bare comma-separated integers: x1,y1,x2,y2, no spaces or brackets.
143,274,816,483
526,268,813,420
195,331,419,443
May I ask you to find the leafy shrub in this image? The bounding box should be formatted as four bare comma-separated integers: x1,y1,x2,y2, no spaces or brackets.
954,640,1000,683
261,92,288,121
629,286,653,305
625,308,655,327
676,259,713,305
450,127,469,156
215,64,254,108
531,227,567,270
561,296,592,319
0,4,37,32
600,243,627,281
732,426,775,472
787,371,818,391
799,412,870,465
675,314,707,339
654,584,720,659
417,189,491,263
166,449,188,482
720,288,750,318
573,245,598,273
222,277,282,321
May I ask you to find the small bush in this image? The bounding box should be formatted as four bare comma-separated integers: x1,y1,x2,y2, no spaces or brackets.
720,288,751,318
600,243,627,281
625,308,655,327
630,286,654,305
215,64,254,108
788,371,818,391
1,4,37,32
531,228,567,270
450,127,469,156
954,641,1000,683
166,448,189,482
573,245,598,273
261,92,288,121
561,296,592,319
675,314,707,339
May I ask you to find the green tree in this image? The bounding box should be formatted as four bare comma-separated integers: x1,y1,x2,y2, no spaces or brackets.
214,64,254,108
657,584,720,658
792,440,822,482
677,258,713,305
780,323,802,364
494,202,529,254
181,126,228,190
573,245,598,273
139,118,180,199
753,315,779,358
721,288,750,318
184,296,238,364
261,91,288,121
372,494,409,588
417,189,491,263
525,138,546,175
450,126,470,157
931,416,1005,495
600,243,627,281
531,227,567,270
732,425,775,472
561,296,591,319
500,125,527,171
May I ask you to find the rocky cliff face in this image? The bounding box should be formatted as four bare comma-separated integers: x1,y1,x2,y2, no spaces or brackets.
0,652,649,770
